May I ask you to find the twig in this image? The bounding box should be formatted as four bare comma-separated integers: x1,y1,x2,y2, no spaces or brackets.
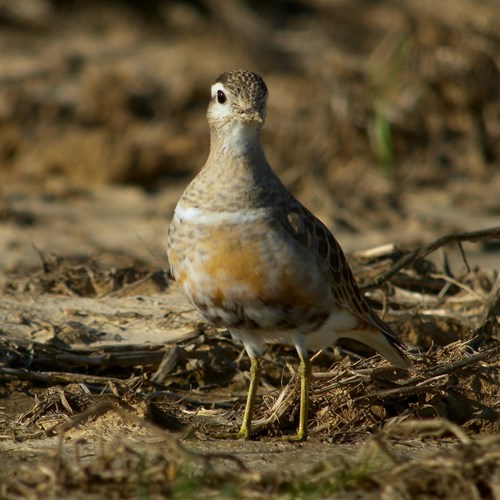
0,337,169,370
50,400,247,471
48,400,117,435
351,379,446,403
0,366,136,387
361,226,500,290
429,273,487,303
409,343,500,383
145,390,234,409
380,418,473,445
334,344,499,406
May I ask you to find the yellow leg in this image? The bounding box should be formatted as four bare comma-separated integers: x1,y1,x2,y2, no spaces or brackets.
287,354,311,442
238,356,261,438
213,353,311,441
297,355,311,440
214,357,261,439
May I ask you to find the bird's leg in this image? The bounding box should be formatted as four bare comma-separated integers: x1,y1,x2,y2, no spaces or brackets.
268,336,311,442
214,356,261,439
238,356,261,438
282,353,311,442
296,354,311,440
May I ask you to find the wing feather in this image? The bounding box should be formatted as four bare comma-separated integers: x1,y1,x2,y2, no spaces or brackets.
278,201,410,367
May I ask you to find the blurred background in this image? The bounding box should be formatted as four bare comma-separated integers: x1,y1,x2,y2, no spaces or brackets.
0,0,499,272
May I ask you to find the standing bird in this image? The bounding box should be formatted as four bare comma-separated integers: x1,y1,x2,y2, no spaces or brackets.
167,70,411,441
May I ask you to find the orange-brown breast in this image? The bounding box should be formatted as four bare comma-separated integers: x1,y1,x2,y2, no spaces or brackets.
169,221,332,330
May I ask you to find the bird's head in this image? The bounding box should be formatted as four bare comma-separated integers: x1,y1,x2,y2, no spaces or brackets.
207,70,268,132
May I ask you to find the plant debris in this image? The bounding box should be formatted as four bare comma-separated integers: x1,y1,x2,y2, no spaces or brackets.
1,0,499,497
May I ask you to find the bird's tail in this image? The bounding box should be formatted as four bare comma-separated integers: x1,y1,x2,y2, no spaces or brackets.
340,326,412,370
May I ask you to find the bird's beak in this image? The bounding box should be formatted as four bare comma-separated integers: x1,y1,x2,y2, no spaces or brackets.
242,109,264,125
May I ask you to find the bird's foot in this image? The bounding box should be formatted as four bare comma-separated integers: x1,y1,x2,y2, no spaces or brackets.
212,426,251,440
278,429,307,442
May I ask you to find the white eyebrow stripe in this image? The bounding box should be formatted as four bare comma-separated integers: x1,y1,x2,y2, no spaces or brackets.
174,204,266,225
211,82,226,98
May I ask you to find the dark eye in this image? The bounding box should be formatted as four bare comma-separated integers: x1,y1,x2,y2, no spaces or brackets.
217,90,226,104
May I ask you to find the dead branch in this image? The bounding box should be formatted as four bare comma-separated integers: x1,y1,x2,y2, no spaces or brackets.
49,400,247,471
145,390,235,409
0,337,169,370
351,378,447,403
0,366,137,387
379,418,474,445
409,343,500,382
361,226,500,290
345,344,499,404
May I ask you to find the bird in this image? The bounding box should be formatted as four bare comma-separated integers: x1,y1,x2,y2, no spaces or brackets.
167,70,411,441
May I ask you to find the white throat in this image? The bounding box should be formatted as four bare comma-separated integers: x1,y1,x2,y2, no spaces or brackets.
216,122,261,157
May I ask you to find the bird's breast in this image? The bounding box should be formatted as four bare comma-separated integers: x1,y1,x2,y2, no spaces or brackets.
167,208,332,332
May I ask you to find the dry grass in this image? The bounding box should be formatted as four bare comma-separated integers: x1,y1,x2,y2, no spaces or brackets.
3,405,499,499
1,227,498,497
1,0,499,497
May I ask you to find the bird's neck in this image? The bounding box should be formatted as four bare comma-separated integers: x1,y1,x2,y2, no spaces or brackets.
179,124,282,212
208,123,265,164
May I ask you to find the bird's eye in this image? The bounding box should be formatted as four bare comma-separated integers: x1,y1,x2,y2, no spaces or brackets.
216,90,227,104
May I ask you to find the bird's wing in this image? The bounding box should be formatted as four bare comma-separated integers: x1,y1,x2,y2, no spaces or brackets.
277,200,410,366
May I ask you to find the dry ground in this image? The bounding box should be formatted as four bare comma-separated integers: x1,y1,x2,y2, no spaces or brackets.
0,1,499,498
